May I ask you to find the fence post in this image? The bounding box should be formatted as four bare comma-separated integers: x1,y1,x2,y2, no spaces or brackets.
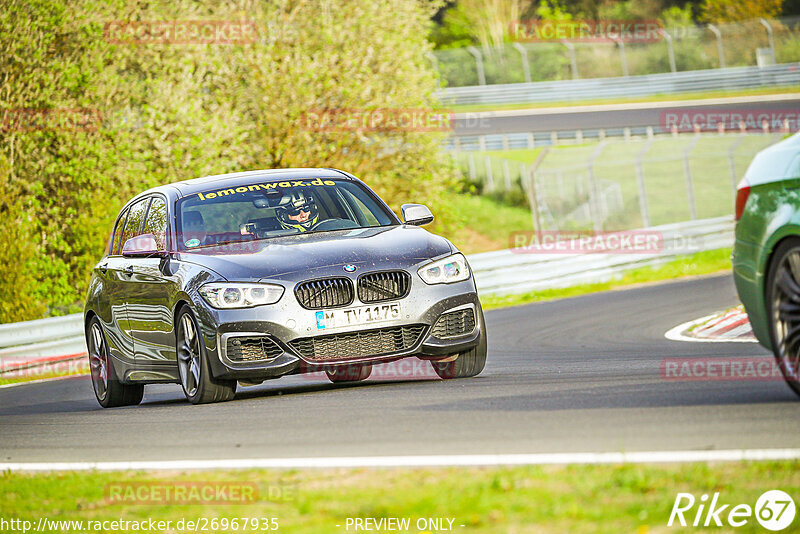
466,46,486,85
683,137,700,220
662,28,677,73
526,148,550,239
561,40,579,79
614,38,629,77
707,24,726,69
485,155,495,191
635,139,654,227
587,142,607,232
503,159,512,190
425,52,439,88
727,135,745,193
512,42,531,83
760,18,776,62
468,152,476,181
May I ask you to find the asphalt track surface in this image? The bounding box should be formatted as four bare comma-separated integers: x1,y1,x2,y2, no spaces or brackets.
1,274,798,464
452,96,800,135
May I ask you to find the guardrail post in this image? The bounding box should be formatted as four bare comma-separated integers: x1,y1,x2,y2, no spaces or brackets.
512,42,532,83
478,135,486,151
527,132,535,149
502,134,509,150
485,155,495,191
550,131,558,145
683,137,700,220
727,135,745,193
635,139,654,227
760,18,776,63
662,29,677,73
707,24,726,69
466,46,487,85
561,40,579,79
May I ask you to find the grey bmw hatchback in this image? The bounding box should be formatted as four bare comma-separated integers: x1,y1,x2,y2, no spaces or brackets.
84,168,487,407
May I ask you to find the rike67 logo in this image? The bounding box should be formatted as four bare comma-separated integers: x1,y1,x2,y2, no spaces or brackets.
668,490,796,530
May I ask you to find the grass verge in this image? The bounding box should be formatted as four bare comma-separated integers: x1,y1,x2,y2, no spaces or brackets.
479,248,732,311
0,358,87,386
1,461,798,533
448,86,800,113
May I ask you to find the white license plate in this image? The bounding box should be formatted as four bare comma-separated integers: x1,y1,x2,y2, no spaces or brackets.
315,303,401,330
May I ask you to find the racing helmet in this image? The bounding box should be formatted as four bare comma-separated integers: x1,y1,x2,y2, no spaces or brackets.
276,189,319,232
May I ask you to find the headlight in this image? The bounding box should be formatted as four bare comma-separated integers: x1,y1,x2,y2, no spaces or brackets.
198,282,284,309
417,253,470,284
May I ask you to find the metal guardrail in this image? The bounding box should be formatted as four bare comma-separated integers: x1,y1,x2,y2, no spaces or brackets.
436,64,800,106
0,217,733,364
468,216,734,295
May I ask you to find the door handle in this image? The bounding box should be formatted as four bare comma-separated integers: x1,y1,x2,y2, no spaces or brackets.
123,265,135,277
98,263,108,274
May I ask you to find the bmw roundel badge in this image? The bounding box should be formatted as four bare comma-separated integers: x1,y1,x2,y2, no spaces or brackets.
343,264,357,273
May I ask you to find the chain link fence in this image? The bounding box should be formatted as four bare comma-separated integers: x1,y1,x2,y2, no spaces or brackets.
451,132,785,232
433,17,800,87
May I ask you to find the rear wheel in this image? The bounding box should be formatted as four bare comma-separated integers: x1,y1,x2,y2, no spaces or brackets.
766,239,800,398
326,364,372,383
176,306,237,404
86,317,143,408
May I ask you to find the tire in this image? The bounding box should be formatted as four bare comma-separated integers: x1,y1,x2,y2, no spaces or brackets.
431,306,488,380
86,316,144,408
326,364,372,383
765,238,800,398
176,306,237,404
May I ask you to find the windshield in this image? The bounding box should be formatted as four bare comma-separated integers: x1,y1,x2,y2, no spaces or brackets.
176,178,397,250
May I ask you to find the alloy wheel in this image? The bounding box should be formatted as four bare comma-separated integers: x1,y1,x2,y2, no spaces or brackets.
177,314,202,397
88,323,109,401
771,249,800,384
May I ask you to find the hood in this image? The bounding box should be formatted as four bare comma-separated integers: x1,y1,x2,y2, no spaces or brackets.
744,131,800,187
176,225,454,282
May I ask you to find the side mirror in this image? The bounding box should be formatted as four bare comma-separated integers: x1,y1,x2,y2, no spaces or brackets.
401,204,434,226
122,234,165,257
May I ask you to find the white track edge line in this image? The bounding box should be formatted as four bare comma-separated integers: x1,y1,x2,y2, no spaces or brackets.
453,93,800,119
2,449,799,471
664,313,757,343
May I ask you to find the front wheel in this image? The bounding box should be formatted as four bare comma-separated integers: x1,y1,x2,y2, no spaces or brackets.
431,307,488,379
86,317,143,408
766,239,800,398
176,306,237,404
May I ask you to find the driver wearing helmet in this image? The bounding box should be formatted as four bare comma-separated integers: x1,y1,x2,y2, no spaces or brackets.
276,189,319,232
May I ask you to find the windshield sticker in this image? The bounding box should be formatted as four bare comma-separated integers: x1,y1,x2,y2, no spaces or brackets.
196,178,336,201
185,238,200,248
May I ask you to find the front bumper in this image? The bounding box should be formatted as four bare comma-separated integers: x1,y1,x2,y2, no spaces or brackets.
194,277,482,380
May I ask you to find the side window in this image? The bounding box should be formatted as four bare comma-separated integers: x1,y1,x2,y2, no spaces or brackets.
110,207,129,255
143,197,168,251
120,198,150,252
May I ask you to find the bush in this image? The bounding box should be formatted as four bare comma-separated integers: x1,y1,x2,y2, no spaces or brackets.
0,0,456,322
